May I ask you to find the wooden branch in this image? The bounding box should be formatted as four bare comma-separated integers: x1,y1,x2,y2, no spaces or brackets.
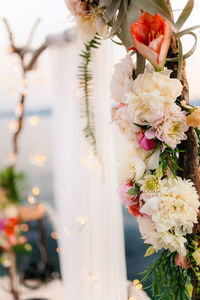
26,18,41,49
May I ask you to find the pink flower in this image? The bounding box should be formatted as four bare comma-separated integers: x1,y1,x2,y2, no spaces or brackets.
65,0,88,16
138,130,157,151
118,182,138,206
175,254,190,269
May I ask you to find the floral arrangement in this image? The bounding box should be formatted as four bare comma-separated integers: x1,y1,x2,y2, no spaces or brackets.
65,0,200,298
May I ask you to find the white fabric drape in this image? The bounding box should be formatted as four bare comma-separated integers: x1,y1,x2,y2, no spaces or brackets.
51,36,127,300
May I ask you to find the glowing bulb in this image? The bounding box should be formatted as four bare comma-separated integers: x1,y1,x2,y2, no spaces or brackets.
15,103,23,116
29,115,39,126
28,195,36,204
51,232,59,240
6,46,13,53
32,186,40,196
20,224,29,232
80,153,102,169
133,279,140,286
21,78,28,87
38,204,45,213
64,226,71,236
29,153,46,167
76,216,89,225
8,76,14,83
9,120,18,131
135,284,143,290
9,90,18,99
7,153,17,163
129,297,135,300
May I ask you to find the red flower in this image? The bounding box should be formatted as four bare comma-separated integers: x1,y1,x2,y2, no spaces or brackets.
4,218,19,236
128,203,141,218
130,12,171,69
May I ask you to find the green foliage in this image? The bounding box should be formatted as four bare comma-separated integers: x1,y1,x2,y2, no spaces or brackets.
159,146,184,178
195,128,200,164
78,34,101,154
0,167,25,204
141,250,191,300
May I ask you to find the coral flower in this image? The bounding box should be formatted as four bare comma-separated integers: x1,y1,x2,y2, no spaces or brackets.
130,12,171,69
138,130,157,151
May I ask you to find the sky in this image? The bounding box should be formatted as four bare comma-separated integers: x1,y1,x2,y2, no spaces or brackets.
0,0,199,112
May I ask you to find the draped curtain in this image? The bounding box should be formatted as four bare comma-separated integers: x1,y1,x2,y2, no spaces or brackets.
51,35,128,300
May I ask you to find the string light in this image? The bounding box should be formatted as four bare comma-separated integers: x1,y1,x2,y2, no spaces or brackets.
9,90,18,99
27,195,36,204
32,186,40,196
64,226,71,236
29,115,39,127
7,153,17,163
84,271,99,286
133,279,143,290
38,204,45,213
20,224,29,232
76,216,89,225
128,297,135,300
14,103,23,116
29,153,46,167
51,232,59,240
132,279,139,286
80,152,102,169
8,75,14,83
21,78,28,87
9,120,18,132
6,46,13,54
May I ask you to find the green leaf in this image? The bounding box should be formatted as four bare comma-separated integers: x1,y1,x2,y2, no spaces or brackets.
176,0,194,30
151,0,171,16
110,0,126,36
133,0,178,33
117,1,141,48
145,246,156,257
136,52,146,76
104,0,121,22
98,0,112,8
127,187,139,195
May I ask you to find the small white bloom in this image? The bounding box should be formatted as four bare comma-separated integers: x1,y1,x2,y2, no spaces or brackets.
110,55,134,102
3,205,18,218
155,109,189,149
118,147,146,184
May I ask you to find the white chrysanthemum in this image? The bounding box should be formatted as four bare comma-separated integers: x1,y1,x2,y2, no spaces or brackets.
77,11,108,42
132,71,182,100
118,147,146,184
110,55,134,102
155,109,189,149
113,105,139,143
139,174,161,193
126,71,183,126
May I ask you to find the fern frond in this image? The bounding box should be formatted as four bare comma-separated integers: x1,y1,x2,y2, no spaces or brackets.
78,34,101,154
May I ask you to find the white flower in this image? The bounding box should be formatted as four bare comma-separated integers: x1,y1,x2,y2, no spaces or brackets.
77,11,108,42
126,71,183,126
139,177,199,255
155,109,189,149
3,205,18,218
139,174,161,193
132,71,182,100
110,55,134,102
118,147,146,184
112,104,139,143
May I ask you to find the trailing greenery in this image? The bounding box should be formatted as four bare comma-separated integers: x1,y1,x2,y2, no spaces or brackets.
0,167,25,204
141,250,191,300
195,128,200,164
78,34,101,154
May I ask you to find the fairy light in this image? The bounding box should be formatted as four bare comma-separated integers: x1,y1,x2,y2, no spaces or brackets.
9,90,18,99
29,153,46,167
27,195,36,204
14,103,23,116
7,153,17,163
64,226,71,236
6,45,13,53
51,232,59,240
56,247,62,254
76,216,89,225
29,115,39,127
8,75,14,83
35,76,44,85
32,186,40,196
129,297,135,300
80,152,102,169
38,204,45,213
9,120,18,132
20,224,29,232
133,279,140,286
21,78,28,87
135,284,143,290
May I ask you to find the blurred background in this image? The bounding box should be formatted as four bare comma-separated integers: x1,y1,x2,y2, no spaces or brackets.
0,0,199,299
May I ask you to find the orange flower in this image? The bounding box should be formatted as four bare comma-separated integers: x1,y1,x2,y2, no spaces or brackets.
130,12,171,69
186,107,200,129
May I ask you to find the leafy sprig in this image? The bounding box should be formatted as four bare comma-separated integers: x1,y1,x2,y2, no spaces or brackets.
78,34,101,154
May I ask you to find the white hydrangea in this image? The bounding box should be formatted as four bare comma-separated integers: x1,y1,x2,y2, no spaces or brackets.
110,55,134,102
138,177,199,255
118,147,146,184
